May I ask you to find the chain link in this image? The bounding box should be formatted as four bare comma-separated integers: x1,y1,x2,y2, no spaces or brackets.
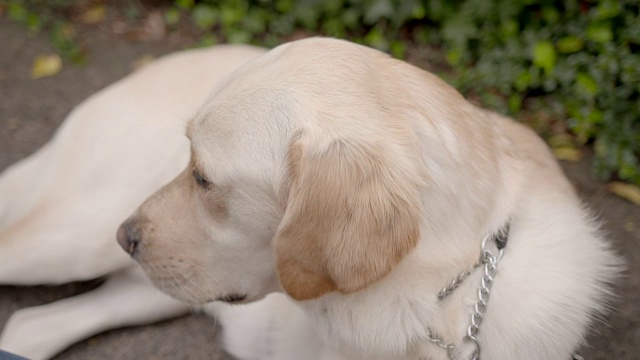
425,327,459,360
461,234,503,360
425,328,455,351
437,259,482,301
427,233,503,360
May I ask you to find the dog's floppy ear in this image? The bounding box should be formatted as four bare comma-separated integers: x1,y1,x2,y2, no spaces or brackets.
274,131,423,301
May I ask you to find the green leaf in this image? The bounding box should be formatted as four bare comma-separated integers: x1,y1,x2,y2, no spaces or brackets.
576,73,598,96
50,23,86,64
556,36,583,53
508,93,522,113
220,3,247,27
412,3,426,19
322,0,343,14
595,0,622,20
242,9,267,34
587,24,613,43
446,49,461,66
192,4,217,31
25,12,43,31
323,18,346,37
390,41,406,59
175,0,194,10
269,14,294,35
442,14,477,49
8,3,28,22
415,28,430,44
275,0,294,13
514,70,532,91
364,28,389,51
500,20,519,40
542,6,560,24
196,35,217,47
364,0,393,25
264,35,280,48
295,7,319,29
532,41,556,74
164,8,181,27
341,8,359,29
226,29,252,44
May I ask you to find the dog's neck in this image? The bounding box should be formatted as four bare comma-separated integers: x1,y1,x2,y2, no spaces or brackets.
297,215,512,360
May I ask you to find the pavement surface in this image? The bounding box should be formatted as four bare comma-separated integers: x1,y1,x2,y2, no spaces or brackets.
0,15,638,360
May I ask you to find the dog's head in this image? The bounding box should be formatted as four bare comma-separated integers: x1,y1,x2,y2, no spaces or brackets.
118,38,439,304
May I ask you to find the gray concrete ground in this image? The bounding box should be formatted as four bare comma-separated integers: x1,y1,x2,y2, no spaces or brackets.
0,15,638,360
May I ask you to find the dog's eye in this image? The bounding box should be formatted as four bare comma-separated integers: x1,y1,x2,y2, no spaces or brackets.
192,169,209,188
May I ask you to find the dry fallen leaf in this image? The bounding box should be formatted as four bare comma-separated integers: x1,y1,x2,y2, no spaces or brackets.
60,23,77,39
548,133,575,148
133,54,155,70
125,28,148,42
31,54,62,79
552,146,583,162
81,4,106,24
608,182,640,206
6,118,20,130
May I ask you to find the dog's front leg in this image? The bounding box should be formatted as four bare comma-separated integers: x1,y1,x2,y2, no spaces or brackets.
0,266,190,360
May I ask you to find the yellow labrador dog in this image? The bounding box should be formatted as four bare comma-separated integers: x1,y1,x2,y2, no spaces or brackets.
120,38,621,359
0,45,268,359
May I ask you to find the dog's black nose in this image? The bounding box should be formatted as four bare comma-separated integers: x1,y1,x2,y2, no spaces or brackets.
117,222,140,257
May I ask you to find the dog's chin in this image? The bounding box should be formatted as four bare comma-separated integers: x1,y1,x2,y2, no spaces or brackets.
147,277,251,305
142,275,211,305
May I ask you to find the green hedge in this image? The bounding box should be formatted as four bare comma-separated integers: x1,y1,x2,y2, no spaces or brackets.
423,0,640,185
5,0,639,184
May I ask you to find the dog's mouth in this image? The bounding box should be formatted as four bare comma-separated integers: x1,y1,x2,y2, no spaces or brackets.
215,293,248,304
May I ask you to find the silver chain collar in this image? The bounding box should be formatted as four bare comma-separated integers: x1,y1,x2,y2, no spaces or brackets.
425,232,503,360
425,226,583,360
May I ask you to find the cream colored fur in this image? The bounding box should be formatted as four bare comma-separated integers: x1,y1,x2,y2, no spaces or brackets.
122,38,622,360
0,45,275,359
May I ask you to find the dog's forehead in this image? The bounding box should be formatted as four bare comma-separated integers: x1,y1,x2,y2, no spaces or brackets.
189,86,293,142
185,38,395,174
187,89,296,182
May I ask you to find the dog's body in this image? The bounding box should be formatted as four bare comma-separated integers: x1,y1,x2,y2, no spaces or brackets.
120,38,621,360
0,39,621,360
